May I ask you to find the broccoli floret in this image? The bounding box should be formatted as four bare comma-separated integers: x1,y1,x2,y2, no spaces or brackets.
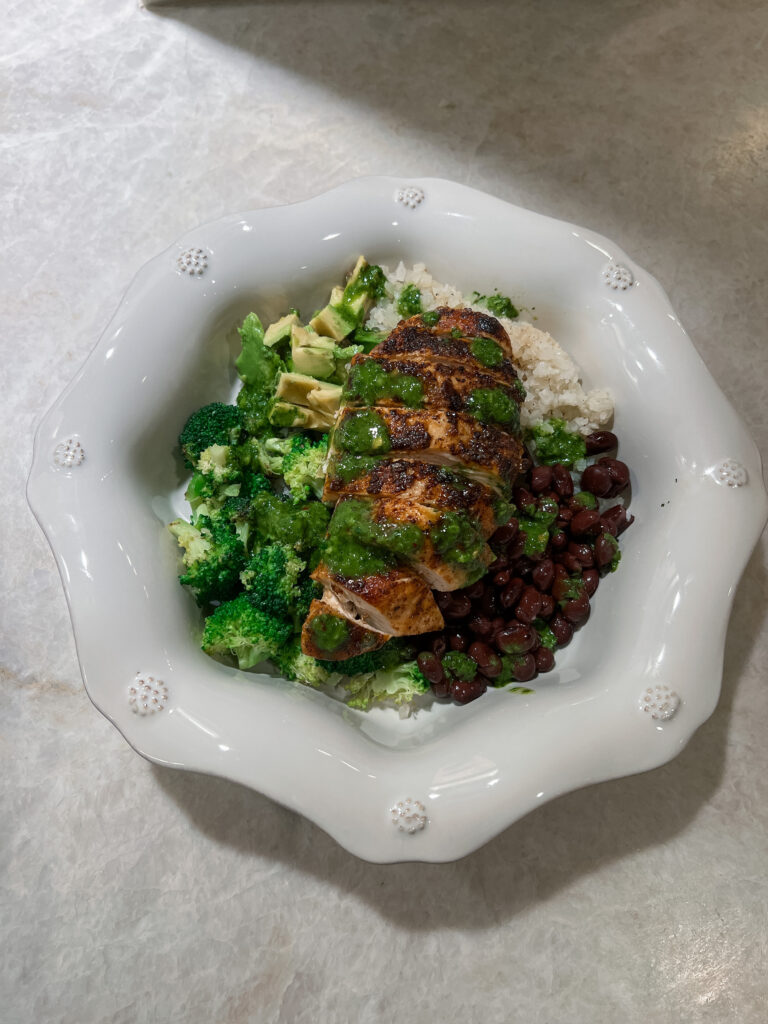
235,313,286,435
282,434,329,501
341,660,430,710
295,577,322,622
239,543,306,621
185,472,240,521
241,470,273,498
271,639,331,689
178,403,245,469
247,435,295,476
169,515,246,607
196,443,243,485
201,594,293,670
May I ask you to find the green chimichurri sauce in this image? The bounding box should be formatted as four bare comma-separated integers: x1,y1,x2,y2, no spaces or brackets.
429,511,486,567
470,337,504,368
323,533,395,578
526,418,586,467
471,290,519,319
344,360,423,409
465,388,520,428
516,496,558,557
310,613,350,653
334,409,391,455
421,310,441,327
396,283,422,318
341,264,387,307
329,453,378,484
333,498,424,561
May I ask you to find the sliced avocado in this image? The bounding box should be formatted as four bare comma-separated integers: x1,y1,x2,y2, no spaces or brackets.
292,345,336,379
268,400,336,431
339,255,369,321
275,371,342,408
264,313,299,349
306,382,343,416
309,303,356,341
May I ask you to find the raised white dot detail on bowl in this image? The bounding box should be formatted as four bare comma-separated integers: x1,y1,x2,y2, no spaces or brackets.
601,261,634,290
391,797,428,834
714,459,748,488
395,186,425,209
176,247,208,276
640,685,680,721
129,674,168,716
53,438,85,468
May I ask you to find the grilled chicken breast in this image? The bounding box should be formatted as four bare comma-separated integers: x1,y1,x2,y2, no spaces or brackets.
323,458,500,535
301,597,390,661
344,352,523,421
312,563,444,636
335,406,524,483
302,304,524,659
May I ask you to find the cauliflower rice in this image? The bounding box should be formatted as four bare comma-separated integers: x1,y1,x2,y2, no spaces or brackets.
366,261,614,434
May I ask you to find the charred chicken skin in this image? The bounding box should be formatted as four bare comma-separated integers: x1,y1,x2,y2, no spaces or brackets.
302,307,525,661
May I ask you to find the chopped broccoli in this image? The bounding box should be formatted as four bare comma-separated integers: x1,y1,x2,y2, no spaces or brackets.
239,543,306,622
281,434,329,501
271,639,331,688
196,443,242,485
169,515,247,607
340,660,430,710
249,435,295,476
201,594,293,670
178,403,245,469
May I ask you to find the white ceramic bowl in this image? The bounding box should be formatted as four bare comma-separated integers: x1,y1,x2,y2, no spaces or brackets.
27,177,767,863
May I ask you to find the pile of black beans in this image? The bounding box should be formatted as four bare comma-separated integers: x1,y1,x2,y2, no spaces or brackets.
416,431,634,704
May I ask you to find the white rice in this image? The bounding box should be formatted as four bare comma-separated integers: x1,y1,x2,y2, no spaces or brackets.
366,261,614,434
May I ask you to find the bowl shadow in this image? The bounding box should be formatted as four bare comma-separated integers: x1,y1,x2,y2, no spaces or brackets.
151,541,766,930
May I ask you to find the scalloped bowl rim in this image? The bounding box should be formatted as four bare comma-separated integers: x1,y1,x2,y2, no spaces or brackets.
27,176,768,863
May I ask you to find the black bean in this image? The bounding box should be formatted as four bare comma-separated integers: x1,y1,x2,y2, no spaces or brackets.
463,580,486,601
551,464,574,497
511,653,537,683
562,592,590,624
417,652,445,685
493,569,511,587
538,593,556,619
580,463,612,497
431,635,447,658
549,613,574,646
532,558,554,592
513,486,537,509
594,532,619,569
515,586,543,624
444,594,472,620
450,678,487,704
479,589,499,616
550,530,568,551
491,519,518,547
500,577,524,610
582,569,599,596
496,622,537,655
448,630,468,652
468,614,494,638
534,647,555,673
599,458,630,495
432,679,450,699
468,640,498,670
529,465,554,493
568,542,595,568
585,430,618,455
435,591,453,611
570,509,602,537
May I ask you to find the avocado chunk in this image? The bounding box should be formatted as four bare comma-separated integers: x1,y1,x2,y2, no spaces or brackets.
309,303,357,342
264,313,299,349
293,344,337,379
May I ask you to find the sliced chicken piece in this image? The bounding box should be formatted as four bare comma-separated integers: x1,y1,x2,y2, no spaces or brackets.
323,458,500,535
344,352,523,424
333,407,524,486
365,496,494,591
391,306,514,350
301,597,389,661
312,562,444,636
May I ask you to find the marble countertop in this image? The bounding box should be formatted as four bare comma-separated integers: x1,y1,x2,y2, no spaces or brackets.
3,1,767,1021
